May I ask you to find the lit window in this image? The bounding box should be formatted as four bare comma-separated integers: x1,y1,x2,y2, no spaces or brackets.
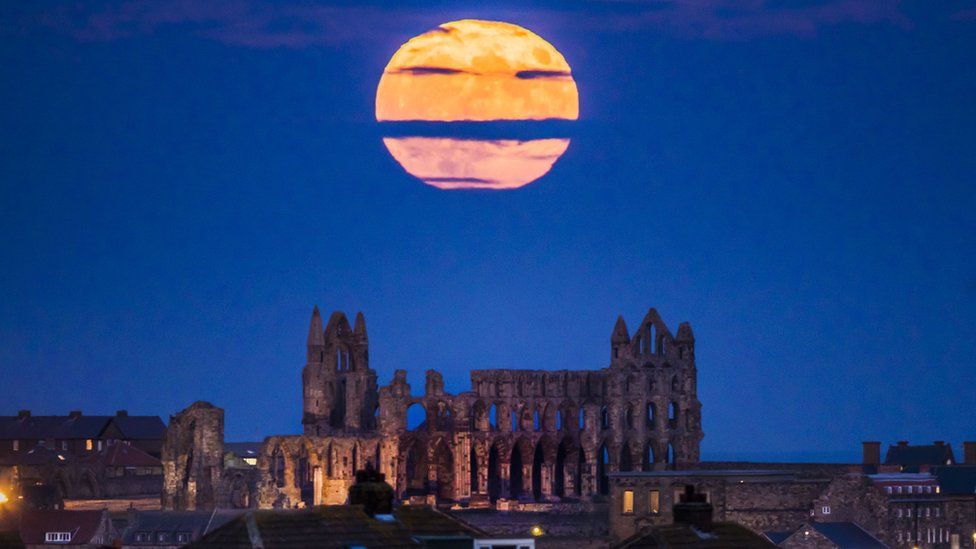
822,505,831,515
86,439,93,451
45,532,71,542
885,486,892,494
896,486,902,494
907,485,913,494
649,490,660,514
622,490,634,514
176,533,191,543
12,440,18,452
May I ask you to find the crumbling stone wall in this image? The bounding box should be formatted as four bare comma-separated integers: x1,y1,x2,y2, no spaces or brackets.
163,307,704,510
160,401,225,510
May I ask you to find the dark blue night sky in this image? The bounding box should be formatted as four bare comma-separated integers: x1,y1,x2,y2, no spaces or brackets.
1,1,974,461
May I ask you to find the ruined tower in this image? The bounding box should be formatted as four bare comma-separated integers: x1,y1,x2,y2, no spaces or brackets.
161,401,225,510
302,308,379,436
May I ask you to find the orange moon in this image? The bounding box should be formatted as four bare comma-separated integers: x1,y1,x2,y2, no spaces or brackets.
376,20,579,189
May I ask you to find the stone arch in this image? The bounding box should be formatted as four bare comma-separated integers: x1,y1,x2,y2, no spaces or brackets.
270,445,286,488
646,401,657,428
487,437,509,502
433,400,452,431
668,401,679,427
555,436,579,499
472,400,489,432
597,442,611,495
642,440,656,471
511,437,534,500
429,437,455,501
406,402,426,431
295,445,313,507
402,437,427,496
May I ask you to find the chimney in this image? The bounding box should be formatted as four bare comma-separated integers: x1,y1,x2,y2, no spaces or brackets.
862,441,881,473
897,441,909,446
68,411,82,419
672,485,713,532
116,410,128,417
933,440,945,446
348,462,394,517
17,410,30,419
964,442,976,465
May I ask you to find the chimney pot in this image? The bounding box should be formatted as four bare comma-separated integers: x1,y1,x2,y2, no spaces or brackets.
116,410,128,417
672,485,713,532
963,441,976,465
933,440,944,446
862,441,881,471
17,410,30,418
897,441,909,446
68,410,82,418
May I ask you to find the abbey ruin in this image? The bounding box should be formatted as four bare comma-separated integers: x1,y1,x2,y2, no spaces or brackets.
161,306,703,510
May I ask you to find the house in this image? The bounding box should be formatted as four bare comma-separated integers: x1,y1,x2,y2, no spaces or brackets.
18,509,116,548
0,410,165,460
882,441,955,473
775,522,887,548
120,509,243,548
611,486,775,548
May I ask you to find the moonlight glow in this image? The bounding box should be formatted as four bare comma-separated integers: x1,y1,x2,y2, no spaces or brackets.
376,19,578,190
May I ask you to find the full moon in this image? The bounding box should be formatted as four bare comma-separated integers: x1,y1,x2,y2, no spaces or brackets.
376,19,579,190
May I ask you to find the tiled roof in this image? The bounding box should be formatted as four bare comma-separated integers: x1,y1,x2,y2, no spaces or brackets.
121,510,243,544
393,505,485,538
932,465,976,495
110,416,166,440
614,523,776,548
884,443,954,468
18,510,105,546
78,441,161,468
189,506,421,548
0,444,70,466
0,414,164,441
809,522,886,548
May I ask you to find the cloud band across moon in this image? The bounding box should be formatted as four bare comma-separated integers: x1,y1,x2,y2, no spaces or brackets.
375,19,579,190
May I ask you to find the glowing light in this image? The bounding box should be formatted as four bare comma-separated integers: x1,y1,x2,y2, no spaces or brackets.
382,137,569,190
0,491,8,504
530,525,544,537
376,20,578,190
376,20,578,122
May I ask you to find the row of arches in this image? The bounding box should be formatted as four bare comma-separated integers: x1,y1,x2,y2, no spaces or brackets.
397,434,682,503
402,400,687,434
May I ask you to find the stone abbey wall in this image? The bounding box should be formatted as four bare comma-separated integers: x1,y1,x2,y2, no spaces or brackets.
162,306,704,510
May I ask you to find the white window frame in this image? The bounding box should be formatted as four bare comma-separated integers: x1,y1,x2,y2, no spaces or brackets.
821,505,831,515
45,532,71,542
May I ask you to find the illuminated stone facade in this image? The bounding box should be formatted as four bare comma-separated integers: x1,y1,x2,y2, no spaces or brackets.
162,306,704,510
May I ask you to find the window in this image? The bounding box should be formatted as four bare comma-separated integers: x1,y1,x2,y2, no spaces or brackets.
135,532,150,542
649,490,660,514
821,505,831,515
12,440,18,452
907,485,913,494
896,486,902,494
157,532,171,543
897,508,903,518
622,490,634,514
61,440,68,451
885,486,892,494
907,508,912,518
176,533,191,543
45,532,71,542
86,439,93,451
97,440,103,451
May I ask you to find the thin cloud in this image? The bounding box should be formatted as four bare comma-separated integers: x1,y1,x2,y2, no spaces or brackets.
25,0,915,48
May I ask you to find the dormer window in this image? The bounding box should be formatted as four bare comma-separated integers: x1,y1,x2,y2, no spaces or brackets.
45,532,72,543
